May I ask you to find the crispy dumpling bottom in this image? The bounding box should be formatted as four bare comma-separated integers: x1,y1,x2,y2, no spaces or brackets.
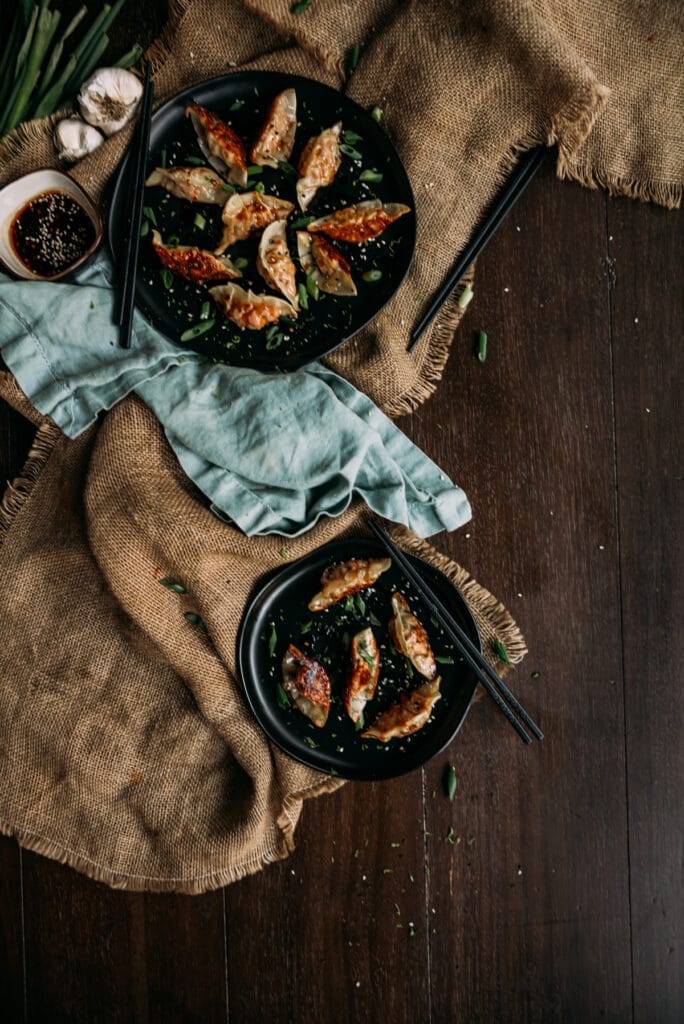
186,103,248,186
308,200,411,243
151,230,241,285
362,677,442,742
308,557,392,612
282,644,331,728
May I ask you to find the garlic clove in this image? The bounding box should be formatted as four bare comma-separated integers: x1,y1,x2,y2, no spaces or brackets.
54,118,105,163
78,67,143,137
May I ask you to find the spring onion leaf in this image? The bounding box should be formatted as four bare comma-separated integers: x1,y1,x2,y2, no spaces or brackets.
445,764,457,800
276,683,290,709
362,269,382,283
180,320,216,341
477,330,487,362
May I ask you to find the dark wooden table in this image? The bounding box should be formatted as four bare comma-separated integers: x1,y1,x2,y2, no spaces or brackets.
1,4,682,1022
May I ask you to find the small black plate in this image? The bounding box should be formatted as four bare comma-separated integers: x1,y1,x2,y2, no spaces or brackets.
108,71,416,371
237,538,480,781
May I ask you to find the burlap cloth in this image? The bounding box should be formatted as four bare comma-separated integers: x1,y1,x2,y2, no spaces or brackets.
0,1,680,892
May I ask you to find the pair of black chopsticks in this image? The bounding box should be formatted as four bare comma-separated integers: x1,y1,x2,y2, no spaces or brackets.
408,145,548,351
117,62,154,349
367,519,543,744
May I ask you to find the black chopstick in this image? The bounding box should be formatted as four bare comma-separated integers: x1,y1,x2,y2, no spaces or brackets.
118,62,154,348
407,145,547,352
367,519,543,744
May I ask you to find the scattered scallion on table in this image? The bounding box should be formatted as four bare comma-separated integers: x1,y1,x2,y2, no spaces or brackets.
493,640,512,666
445,764,457,800
370,105,383,124
290,0,312,13
477,330,487,362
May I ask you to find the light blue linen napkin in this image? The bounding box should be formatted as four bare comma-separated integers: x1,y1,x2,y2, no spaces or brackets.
0,257,471,537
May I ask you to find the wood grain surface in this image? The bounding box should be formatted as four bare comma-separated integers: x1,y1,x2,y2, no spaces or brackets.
0,2,682,1021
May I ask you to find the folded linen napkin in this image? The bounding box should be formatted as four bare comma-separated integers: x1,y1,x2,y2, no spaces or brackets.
0,258,471,537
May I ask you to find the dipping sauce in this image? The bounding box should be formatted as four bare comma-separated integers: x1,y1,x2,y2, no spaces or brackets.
10,190,96,278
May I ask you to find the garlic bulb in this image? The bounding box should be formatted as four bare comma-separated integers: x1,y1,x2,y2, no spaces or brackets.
54,118,105,163
78,67,143,137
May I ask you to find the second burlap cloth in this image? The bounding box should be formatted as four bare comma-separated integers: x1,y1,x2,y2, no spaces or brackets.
0,0,680,891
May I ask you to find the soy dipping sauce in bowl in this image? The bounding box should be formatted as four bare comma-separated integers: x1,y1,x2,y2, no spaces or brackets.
0,168,103,282
11,190,97,278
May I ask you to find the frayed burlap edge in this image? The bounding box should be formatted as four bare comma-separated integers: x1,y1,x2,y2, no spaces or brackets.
0,774,343,894
557,161,682,210
0,421,60,540
391,527,528,691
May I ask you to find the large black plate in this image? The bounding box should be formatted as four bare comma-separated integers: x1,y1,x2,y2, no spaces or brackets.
108,71,416,371
237,538,480,781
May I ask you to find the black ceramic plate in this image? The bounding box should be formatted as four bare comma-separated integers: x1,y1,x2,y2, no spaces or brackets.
237,538,480,781
108,71,416,371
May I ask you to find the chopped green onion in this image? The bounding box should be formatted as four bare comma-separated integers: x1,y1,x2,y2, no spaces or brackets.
346,42,361,77
477,330,487,362
278,161,298,181
362,269,382,283
355,708,365,732
265,324,279,341
221,182,235,192
370,106,383,124
300,621,312,634
291,0,312,12
297,282,309,310
368,610,381,627
143,206,157,225
160,147,167,168
435,654,455,665
531,671,541,680
247,164,263,176
230,99,244,111
457,283,474,309
342,129,362,145
268,622,278,656
340,143,362,160
200,301,212,320
184,611,207,631
160,268,173,290
303,735,319,749
194,212,206,230
233,257,249,270
180,320,216,341
166,235,179,246
186,155,204,166
493,640,512,666
305,273,320,300
159,578,187,594
276,683,290,709
291,215,314,229
280,315,297,328
253,180,265,194
344,595,355,613
359,169,383,183
445,764,457,801
266,332,284,350
355,593,366,615
140,219,149,237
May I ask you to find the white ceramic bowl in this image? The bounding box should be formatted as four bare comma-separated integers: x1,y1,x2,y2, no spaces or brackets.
0,168,102,281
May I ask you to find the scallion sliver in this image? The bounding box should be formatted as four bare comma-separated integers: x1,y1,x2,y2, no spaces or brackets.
180,320,216,342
